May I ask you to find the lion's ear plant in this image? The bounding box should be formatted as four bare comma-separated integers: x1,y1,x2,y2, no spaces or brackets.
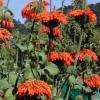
0,0,100,100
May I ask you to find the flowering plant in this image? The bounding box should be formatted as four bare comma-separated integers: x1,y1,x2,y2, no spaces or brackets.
0,0,100,100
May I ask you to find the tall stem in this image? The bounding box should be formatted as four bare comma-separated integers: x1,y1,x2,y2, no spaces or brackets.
62,0,65,11
50,0,52,12
6,0,10,9
74,25,84,67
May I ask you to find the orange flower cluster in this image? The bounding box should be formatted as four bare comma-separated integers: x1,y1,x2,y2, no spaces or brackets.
22,1,49,21
83,74,100,88
17,80,51,100
48,51,74,65
68,9,96,23
1,20,14,29
41,10,67,39
41,26,62,39
0,29,12,45
0,29,12,39
70,49,98,61
41,10,67,25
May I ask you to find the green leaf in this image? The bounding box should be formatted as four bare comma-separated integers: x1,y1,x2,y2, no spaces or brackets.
69,75,76,84
5,88,16,100
27,43,34,52
38,52,47,63
0,97,2,100
23,67,35,80
0,79,10,90
82,86,92,93
9,72,17,85
56,97,63,100
52,87,57,97
44,62,59,76
16,44,27,52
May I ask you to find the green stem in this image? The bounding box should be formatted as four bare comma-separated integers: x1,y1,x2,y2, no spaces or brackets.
31,20,35,33
64,85,71,100
6,0,10,9
50,0,52,12
74,26,84,67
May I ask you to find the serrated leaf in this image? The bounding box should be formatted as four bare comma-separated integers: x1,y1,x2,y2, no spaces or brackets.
23,67,35,80
27,43,34,52
0,79,10,90
69,75,76,84
44,62,59,76
56,97,64,100
52,87,57,97
38,52,47,63
9,72,17,85
16,44,27,52
5,88,16,100
82,86,92,93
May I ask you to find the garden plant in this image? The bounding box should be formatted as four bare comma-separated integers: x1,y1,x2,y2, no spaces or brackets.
0,0,100,100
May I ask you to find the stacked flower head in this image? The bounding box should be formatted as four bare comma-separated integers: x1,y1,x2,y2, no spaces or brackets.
68,9,96,23
17,80,51,100
83,74,100,88
48,51,74,65
22,1,49,21
41,10,68,39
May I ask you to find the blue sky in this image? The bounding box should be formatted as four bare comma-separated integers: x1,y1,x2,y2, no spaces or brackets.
4,0,100,23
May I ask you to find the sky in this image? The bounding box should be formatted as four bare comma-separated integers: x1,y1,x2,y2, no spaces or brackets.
4,0,100,23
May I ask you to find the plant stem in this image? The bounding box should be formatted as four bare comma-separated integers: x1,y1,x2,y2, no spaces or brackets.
74,25,84,67
31,20,35,33
6,0,10,9
62,0,66,11
64,85,71,100
50,0,52,12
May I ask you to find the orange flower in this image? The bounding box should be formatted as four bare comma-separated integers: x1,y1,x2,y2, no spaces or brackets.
82,49,98,61
48,52,74,65
0,0,3,6
59,52,74,65
71,49,98,61
83,74,100,88
0,29,12,40
53,27,62,39
51,10,68,25
22,1,49,20
17,80,51,100
48,51,59,61
1,20,14,29
41,25,50,33
42,10,68,25
68,9,96,23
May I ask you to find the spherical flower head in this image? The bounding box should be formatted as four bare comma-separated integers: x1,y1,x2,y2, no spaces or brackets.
68,9,96,23
22,1,49,20
17,80,51,100
83,74,100,88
